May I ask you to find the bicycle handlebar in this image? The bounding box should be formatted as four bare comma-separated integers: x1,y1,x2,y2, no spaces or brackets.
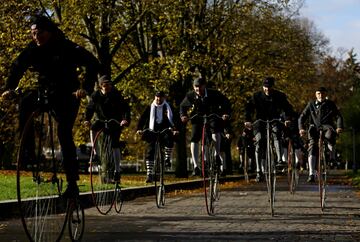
188,113,225,120
140,127,173,134
252,118,282,126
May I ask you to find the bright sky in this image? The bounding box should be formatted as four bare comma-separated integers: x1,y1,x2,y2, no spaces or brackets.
299,0,360,59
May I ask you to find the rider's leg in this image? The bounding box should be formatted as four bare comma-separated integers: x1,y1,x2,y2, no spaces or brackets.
190,123,202,175
145,141,155,183
211,133,225,171
190,142,199,168
54,95,80,198
272,125,283,164
307,129,318,182
162,131,174,168
325,127,337,161
254,130,265,181
113,148,121,181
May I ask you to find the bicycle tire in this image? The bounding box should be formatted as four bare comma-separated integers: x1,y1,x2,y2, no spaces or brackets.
244,148,249,183
318,133,327,211
287,140,297,194
202,127,217,215
114,184,124,213
90,129,116,215
265,131,276,216
68,199,85,242
154,141,165,208
17,110,68,242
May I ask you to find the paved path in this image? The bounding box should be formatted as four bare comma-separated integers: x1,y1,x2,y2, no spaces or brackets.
1,171,360,241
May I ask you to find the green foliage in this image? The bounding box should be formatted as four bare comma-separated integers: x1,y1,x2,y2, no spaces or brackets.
0,0,358,165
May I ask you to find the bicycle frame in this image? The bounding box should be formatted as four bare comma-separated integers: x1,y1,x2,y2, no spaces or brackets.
189,113,222,215
318,128,328,211
253,118,281,216
16,89,72,242
89,119,123,215
141,128,172,208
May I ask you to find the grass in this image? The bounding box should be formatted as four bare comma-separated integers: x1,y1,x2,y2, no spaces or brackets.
0,170,197,201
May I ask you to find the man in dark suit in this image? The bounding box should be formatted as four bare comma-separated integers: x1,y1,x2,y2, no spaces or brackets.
180,77,231,176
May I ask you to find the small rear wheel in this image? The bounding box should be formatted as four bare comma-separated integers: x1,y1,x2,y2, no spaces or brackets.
68,199,85,242
114,184,124,213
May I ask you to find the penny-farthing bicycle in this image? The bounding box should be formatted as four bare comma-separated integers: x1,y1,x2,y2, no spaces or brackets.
89,119,124,215
16,88,84,242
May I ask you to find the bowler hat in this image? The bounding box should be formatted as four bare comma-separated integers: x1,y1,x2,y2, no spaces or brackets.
193,77,206,86
316,86,327,92
98,75,111,85
263,77,275,87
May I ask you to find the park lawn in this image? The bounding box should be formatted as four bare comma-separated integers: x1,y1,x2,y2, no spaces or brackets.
0,170,195,201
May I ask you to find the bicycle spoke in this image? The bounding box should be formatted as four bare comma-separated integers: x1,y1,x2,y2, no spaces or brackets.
17,110,67,242
90,130,116,215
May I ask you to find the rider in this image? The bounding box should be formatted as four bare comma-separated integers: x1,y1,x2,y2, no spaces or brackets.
84,75,130,183
244,77,294,182
237,125,256,173
180,77,231,176
136,91,177,183
298,86,343,182
1,15,99,198
281,112,305,171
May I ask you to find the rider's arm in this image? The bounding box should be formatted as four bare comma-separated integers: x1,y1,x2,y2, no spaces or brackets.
70,42,100,95
180,92,195,122
84,92,96,122
136,106,150,131
179,92,193,118
244,95,255,123
298,102,312,135
5,44,33,91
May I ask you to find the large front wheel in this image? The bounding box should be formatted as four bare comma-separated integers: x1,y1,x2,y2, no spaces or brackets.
318,138,327,211
90,130,116,215
287,141,297,194
68,199,85,242
154,142,165,208
202,130,218,215
265,141,276,216
17,110,68,242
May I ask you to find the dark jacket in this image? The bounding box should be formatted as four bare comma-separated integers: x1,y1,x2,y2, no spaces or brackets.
137,103,175,131
5,36,99,94
298,99,343,130
179,88,231,118
85,88,130,123
245,89,293,123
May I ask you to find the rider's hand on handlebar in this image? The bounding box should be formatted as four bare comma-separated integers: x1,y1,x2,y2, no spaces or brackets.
284,120,291,127
83,120,91,127
336,128,343,134
120,120,129,127
181,115,188,123
1,90,17,99
73,89,87,99
244,122,252,129
136,130,143,135
299,129,306,137
222,114,230,120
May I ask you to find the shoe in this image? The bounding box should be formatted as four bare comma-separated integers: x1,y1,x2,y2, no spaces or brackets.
145,174,153,183
255,172,262,182
165,158,171,168
307,175,315,183
192,167,201,176
62,183,79,199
